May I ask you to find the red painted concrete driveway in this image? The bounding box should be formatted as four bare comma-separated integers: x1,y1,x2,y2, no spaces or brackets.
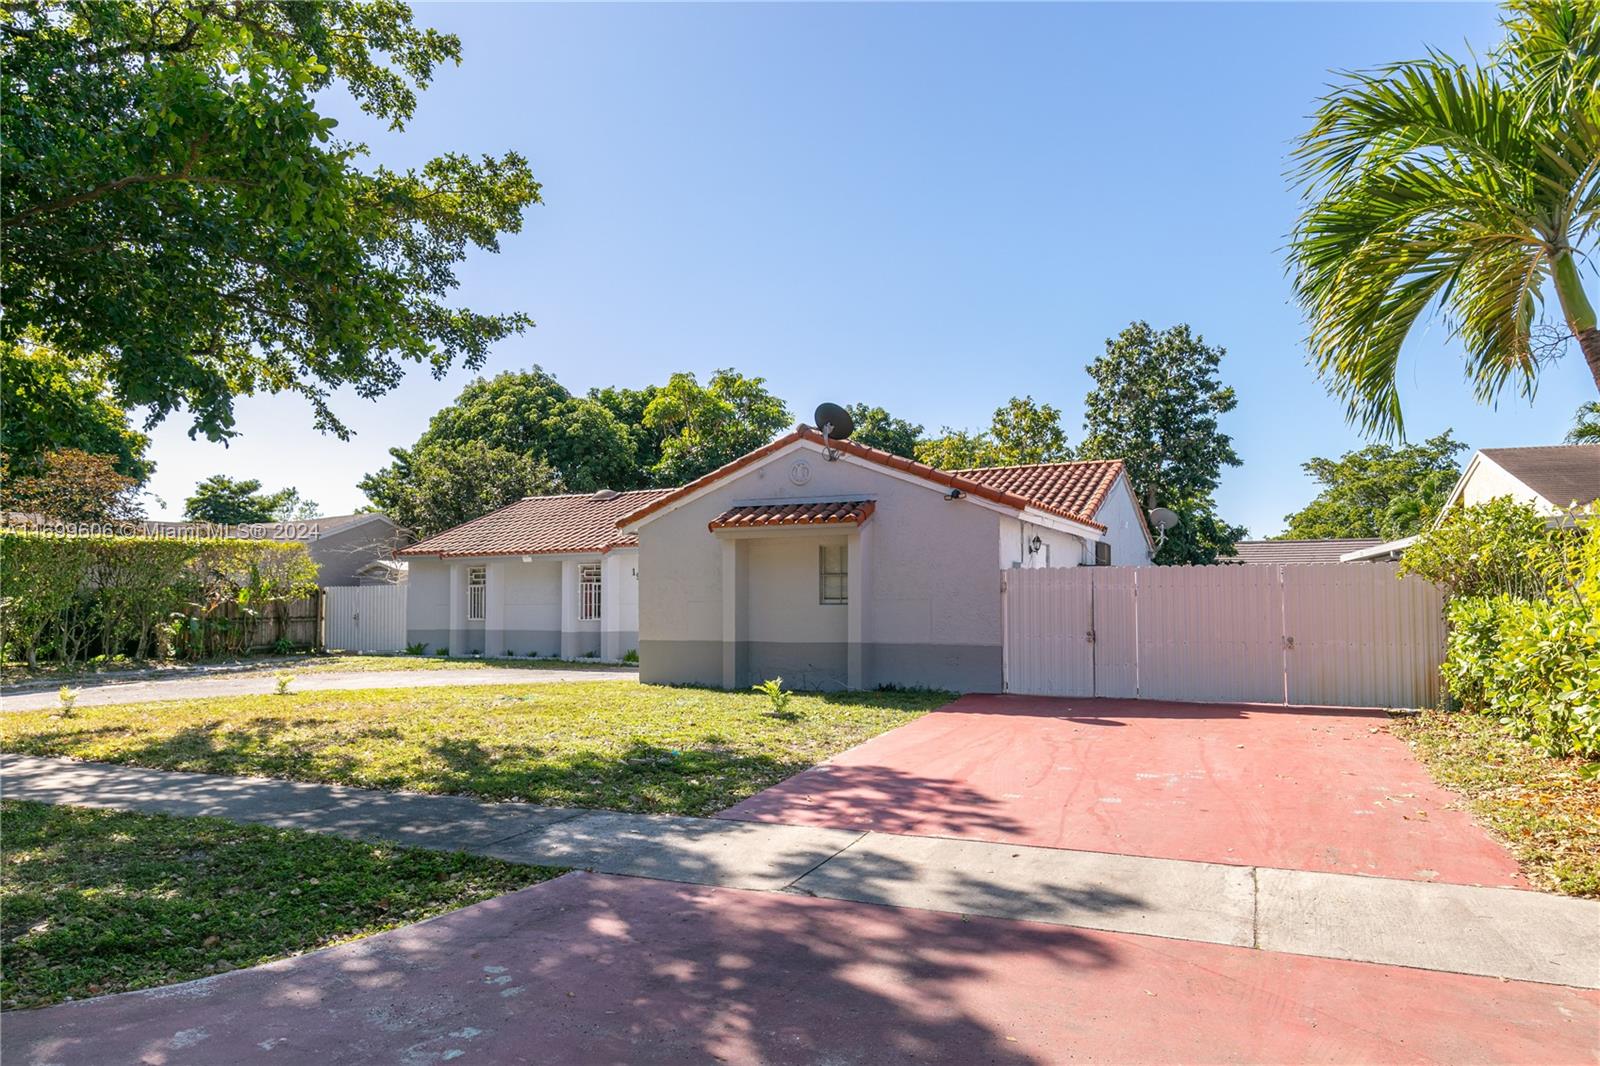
6,873,1592,1066
721,695,1525,886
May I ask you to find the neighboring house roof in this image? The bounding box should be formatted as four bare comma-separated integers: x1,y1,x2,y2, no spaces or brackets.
616,425,1121,534
708,500,876,531
1471,445,1600,510
1223,538,1384,565
1339,536,1419,563
398,489,675,558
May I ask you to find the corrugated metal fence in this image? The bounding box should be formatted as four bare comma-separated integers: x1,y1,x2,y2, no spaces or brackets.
1002,563,1446,707
324,585,408,653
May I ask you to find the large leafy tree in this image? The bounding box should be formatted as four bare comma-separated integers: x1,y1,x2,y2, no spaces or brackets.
1,340,152,481
183,475,304,524
1078,322,1245,564
845,404,923,459
0,447,144,521
1280,431,1467,540
1,1,540,442
1289,0,1600,436
913,396,1072,469
642,370,790,484
360,368,643,514
382,440,561,538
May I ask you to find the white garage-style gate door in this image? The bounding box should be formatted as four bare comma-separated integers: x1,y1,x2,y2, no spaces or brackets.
1002,562,1446,707
324,585,408,654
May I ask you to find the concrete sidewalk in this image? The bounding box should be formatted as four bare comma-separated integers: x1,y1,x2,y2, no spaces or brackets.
0,665,635,712
6,754,1597,989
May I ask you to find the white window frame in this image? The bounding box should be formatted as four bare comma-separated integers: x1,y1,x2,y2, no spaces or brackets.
819,544,848,605
466,565,487,621
579,562,602,622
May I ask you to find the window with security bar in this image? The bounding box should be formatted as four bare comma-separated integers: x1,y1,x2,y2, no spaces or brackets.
579,563,602,621
819,544,847,605
467,566,486,621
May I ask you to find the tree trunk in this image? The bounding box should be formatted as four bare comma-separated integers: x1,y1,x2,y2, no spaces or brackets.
1552,251,1600,392
1578,327,1600,393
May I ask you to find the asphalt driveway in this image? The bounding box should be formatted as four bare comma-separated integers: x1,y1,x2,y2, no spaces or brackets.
719,694,1526,887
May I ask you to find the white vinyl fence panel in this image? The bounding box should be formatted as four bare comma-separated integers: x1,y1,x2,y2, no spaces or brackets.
324,585,408,654
1002,567,1094,697
1281,563,1447,708
1003,562,1445,708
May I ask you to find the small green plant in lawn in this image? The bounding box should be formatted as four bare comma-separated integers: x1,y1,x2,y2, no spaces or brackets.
622,649,639,664
274,672,294,696
754,677,794,719
57,685,78,715
405,641,429,656
271,637,296,655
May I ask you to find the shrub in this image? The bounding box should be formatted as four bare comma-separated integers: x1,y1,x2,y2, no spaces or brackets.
1442,512,1599,758
0,531,318,667
1400,497,1566,598
622,648,639,664
753,677,793,717
405,641,429,656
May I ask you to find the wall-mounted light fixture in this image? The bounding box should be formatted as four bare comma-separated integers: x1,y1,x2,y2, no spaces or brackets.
1027,535,1043,554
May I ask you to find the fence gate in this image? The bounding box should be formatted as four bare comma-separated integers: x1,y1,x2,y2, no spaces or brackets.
1003,562,1446,708
324,585,408,653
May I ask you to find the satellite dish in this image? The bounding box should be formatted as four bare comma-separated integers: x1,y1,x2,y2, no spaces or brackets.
813,403,855,441
1149,507,1180,531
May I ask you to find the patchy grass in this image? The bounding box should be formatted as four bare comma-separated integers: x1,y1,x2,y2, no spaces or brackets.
1393,709,1600,898
0,682,948,816
0,800,559,1010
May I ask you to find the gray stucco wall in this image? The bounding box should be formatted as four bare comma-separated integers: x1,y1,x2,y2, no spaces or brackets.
308,517,407,587
635,440,1009,692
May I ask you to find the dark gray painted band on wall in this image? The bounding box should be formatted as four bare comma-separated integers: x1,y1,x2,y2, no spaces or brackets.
406,629,450,655
639,640,1002,692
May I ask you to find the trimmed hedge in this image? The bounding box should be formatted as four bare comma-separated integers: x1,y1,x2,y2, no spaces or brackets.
0,531,318,666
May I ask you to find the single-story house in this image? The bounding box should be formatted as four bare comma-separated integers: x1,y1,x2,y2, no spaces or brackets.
1340,443,1600,563
120,513,412,587
615,424,1152,692
396,489,673,660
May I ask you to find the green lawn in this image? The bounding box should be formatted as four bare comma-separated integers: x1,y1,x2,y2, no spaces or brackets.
0,682,948,816
1393,709,1600,898
0,800,560,1010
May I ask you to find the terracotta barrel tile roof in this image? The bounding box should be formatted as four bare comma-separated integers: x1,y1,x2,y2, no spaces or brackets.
398,488,675,558
708,500,875,531
616,425,1116,533
952,460,1125,528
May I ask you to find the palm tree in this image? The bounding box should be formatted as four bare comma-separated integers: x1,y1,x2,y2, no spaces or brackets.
1290,1,1600,436
1570,399,1600,441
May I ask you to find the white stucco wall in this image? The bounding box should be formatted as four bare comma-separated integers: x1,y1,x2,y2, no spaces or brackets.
1094,474,1155,566
634,439,1016,689
999,517,1086,569
744,536,849,643
404,550,639,658
1458,455,1562,514
405,557,451,632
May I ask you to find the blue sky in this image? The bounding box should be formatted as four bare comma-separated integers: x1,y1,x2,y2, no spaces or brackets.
139,2,1594,535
